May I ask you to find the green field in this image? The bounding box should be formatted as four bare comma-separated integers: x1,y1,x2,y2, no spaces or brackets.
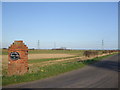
2,49,118,86
2,53,116,86
2,49,104,55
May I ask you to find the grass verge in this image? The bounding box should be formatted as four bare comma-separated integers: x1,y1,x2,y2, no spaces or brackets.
2,53,116,86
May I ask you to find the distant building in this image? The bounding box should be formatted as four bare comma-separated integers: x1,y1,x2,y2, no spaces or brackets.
52,47,70,50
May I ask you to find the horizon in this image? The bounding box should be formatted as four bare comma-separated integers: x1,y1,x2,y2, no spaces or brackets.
1,47,118,50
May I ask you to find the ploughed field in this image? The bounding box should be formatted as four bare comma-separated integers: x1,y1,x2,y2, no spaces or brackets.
2,49,117,86
2,49,111,75
2,49,85,75
28,54,76,59
2,53,76,72
2,54,76,64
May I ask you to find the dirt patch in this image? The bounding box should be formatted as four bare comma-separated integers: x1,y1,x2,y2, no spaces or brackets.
28,54,76,59
28,53,111,68
1,54,76,64
1,53,109,65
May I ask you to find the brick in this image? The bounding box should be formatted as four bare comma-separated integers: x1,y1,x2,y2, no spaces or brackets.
8,41,28,76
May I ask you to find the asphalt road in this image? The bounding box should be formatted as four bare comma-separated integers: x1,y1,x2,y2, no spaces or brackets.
3,54,119,88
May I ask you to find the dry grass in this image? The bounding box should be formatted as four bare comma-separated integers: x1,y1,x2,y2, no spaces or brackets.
2,53,76,65
1,53,109,69
28,53,110,68
1,53,76,72
2,54,76,61
1,51,112,76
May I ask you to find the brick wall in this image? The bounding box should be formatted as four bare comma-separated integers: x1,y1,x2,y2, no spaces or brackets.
8,41,28,76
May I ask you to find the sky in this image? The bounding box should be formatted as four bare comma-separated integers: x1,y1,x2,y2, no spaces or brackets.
2,2,118,49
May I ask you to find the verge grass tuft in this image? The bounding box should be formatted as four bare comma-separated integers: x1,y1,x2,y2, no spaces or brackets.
2,53,116,86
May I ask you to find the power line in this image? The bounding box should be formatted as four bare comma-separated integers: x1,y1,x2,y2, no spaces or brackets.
38,40,40,49
102,39,104,50
54,41,56,49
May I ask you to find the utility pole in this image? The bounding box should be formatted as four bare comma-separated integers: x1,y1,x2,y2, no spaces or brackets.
54,41,56,49
102,39,104,50
38,40,40,50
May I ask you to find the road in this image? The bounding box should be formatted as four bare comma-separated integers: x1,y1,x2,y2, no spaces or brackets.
3,54,119,88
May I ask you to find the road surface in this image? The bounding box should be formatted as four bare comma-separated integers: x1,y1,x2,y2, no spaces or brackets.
3,54,119,88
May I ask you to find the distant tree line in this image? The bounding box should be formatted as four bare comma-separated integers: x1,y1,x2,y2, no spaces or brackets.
83,50,118,57
102,50,118,54
83,50,99,57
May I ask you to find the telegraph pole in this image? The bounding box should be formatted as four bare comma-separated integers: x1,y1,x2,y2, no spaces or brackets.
102,39,104,50
38,40,40,49
54,41,56,49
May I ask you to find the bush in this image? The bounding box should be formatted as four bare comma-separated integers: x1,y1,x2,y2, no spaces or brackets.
83,50,98,57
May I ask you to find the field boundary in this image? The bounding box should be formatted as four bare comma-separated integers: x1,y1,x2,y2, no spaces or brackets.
2,53,117,86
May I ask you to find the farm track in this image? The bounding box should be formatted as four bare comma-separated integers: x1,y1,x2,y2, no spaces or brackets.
1,53,110,68
1,54,77,67
1,54,77,63
28,53,110,68
2,53,111,75
3,53,118,88
1,54,79,73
